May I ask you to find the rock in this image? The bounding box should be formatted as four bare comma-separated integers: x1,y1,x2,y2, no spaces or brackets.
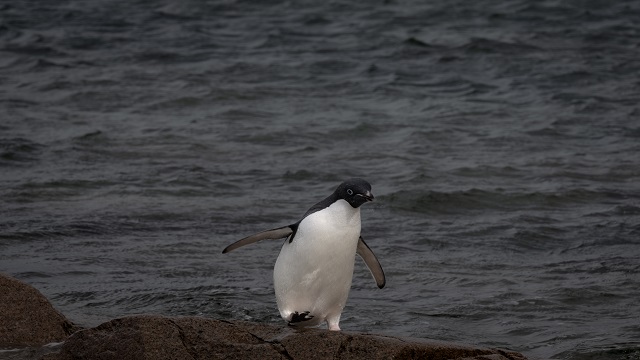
43,315,528,360
0,273,81,348
0,274,528,359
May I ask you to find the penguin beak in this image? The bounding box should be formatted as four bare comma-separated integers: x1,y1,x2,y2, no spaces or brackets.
359,191,374,202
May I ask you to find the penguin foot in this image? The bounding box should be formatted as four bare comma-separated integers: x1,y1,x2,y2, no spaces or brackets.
288,311,314,324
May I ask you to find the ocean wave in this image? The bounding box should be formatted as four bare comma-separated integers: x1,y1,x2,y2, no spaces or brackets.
0,219,120,242
381,188,627,215
457,37,541,54
0,138,44,165
390,75,497,97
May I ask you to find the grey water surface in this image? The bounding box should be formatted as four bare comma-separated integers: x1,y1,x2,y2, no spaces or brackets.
1,1,640,359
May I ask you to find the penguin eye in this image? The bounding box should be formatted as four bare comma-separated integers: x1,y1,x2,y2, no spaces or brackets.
347,189,354,196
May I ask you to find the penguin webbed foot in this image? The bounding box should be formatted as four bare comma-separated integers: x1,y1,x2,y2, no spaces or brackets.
288,311,314,325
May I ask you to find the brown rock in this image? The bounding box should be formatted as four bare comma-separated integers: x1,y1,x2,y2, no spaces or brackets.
0,274,528,359
43,315,528,360
0,273,81,348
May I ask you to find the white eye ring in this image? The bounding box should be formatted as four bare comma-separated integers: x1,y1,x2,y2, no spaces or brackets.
347,189,354,195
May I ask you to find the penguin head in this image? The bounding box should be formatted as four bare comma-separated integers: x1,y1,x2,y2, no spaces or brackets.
336,178,374,208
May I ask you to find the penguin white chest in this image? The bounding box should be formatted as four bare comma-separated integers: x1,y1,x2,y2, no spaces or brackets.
273,199,361,329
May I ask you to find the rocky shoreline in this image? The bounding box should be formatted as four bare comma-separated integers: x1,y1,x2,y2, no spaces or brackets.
0,273,528,359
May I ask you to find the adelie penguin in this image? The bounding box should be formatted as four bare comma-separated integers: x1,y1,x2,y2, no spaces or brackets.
222,178,385,331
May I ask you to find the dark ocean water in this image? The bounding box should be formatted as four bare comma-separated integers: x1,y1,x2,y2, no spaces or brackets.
1,0,640,359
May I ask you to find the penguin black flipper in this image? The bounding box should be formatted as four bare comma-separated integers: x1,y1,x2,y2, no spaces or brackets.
222,224,296,254
356,236,386,289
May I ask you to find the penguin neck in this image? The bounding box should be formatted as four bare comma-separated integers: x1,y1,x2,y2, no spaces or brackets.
325,199,361,227
304,192,347,218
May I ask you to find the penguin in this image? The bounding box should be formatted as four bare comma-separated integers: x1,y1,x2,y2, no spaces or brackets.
222,178,385,331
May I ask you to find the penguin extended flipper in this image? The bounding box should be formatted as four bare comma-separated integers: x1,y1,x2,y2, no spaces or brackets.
356,237,386,289
222,225,296,253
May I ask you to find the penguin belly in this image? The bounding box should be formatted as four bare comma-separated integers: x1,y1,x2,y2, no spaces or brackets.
273,200,361,330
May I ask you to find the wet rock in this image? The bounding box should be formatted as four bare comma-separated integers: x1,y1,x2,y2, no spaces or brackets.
43,315,528,360
0,273,80,348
